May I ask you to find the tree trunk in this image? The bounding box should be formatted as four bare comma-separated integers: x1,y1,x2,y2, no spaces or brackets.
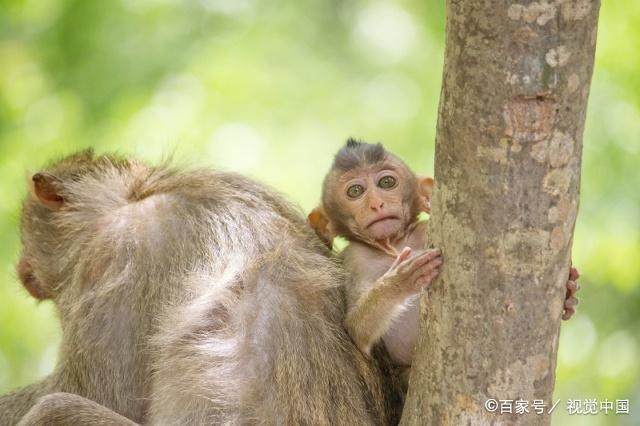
401,1,600,424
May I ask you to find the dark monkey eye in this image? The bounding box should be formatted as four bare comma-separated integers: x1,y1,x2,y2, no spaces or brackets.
378,175,397,189
346,184,365,199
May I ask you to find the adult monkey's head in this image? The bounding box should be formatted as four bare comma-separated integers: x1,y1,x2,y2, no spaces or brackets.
17,150,147,301
309,139,433,248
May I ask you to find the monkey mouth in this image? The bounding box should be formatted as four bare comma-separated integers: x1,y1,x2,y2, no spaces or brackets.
366,215,400,229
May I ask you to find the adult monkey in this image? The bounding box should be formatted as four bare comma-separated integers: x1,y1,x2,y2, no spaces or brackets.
1,150,399,425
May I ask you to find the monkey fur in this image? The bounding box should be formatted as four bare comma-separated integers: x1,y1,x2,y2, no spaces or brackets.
308,139,581,381
1,150,400,425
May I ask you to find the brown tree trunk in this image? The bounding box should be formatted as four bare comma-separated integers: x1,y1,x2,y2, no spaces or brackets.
401,1,600,424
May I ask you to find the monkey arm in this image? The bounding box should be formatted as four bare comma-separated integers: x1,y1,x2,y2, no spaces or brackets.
18,393,137,426
344,276,409,357
0,379,53,425
344,247,441,357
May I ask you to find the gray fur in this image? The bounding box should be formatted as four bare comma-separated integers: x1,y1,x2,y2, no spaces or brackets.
1,152,392,425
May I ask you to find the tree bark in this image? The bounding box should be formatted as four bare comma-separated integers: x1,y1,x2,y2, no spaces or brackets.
401,1,600,424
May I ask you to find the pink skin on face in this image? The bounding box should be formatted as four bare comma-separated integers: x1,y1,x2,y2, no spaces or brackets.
367,215,402,240
343,168,408,241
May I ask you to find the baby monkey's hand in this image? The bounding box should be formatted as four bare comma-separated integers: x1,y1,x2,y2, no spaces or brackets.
562,266,580,320
383,247,442,296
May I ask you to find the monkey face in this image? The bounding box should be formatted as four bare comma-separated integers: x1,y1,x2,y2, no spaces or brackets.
314,142,434,246
338,164,414,242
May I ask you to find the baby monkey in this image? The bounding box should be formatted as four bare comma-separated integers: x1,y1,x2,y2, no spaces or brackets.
309,139,581,371
309,139,440,369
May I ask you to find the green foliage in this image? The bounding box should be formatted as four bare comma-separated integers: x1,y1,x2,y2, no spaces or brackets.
0,1,637,424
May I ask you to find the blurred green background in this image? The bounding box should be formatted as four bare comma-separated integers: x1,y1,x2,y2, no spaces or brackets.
0,0,637,424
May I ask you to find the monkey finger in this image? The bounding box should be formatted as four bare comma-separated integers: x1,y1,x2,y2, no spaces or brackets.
400,250,442,272
415,249,442,264
562,307,575,320
424,248,441,257
428,257,443,267
417,270,440,288
396,254,425,275
408,259,441,281
569,267,580,281
421,258,443,275
396,254,440,280
411,248,441,260
564,297,579,309
414,276,428,288
411,264,441,286
566,280,579,298
394,253,423,277
392,247,413,268
413,275,431,290
427,269,440,282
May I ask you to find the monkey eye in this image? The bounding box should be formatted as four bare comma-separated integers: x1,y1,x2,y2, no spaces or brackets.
346,184,365,199
378,175,397,189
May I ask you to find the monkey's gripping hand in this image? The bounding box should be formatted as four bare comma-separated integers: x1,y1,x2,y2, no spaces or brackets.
344,247,442,357
562,266,580,320
382,247,442,296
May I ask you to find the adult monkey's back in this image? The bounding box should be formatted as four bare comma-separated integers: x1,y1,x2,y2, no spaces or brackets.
0,151,392,425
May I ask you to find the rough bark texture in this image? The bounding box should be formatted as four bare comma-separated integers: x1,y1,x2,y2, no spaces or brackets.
401,1,600,424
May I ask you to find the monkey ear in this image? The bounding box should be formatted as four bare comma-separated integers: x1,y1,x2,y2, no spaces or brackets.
308,206,335,248
31,173,64,210
416,176,434,213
